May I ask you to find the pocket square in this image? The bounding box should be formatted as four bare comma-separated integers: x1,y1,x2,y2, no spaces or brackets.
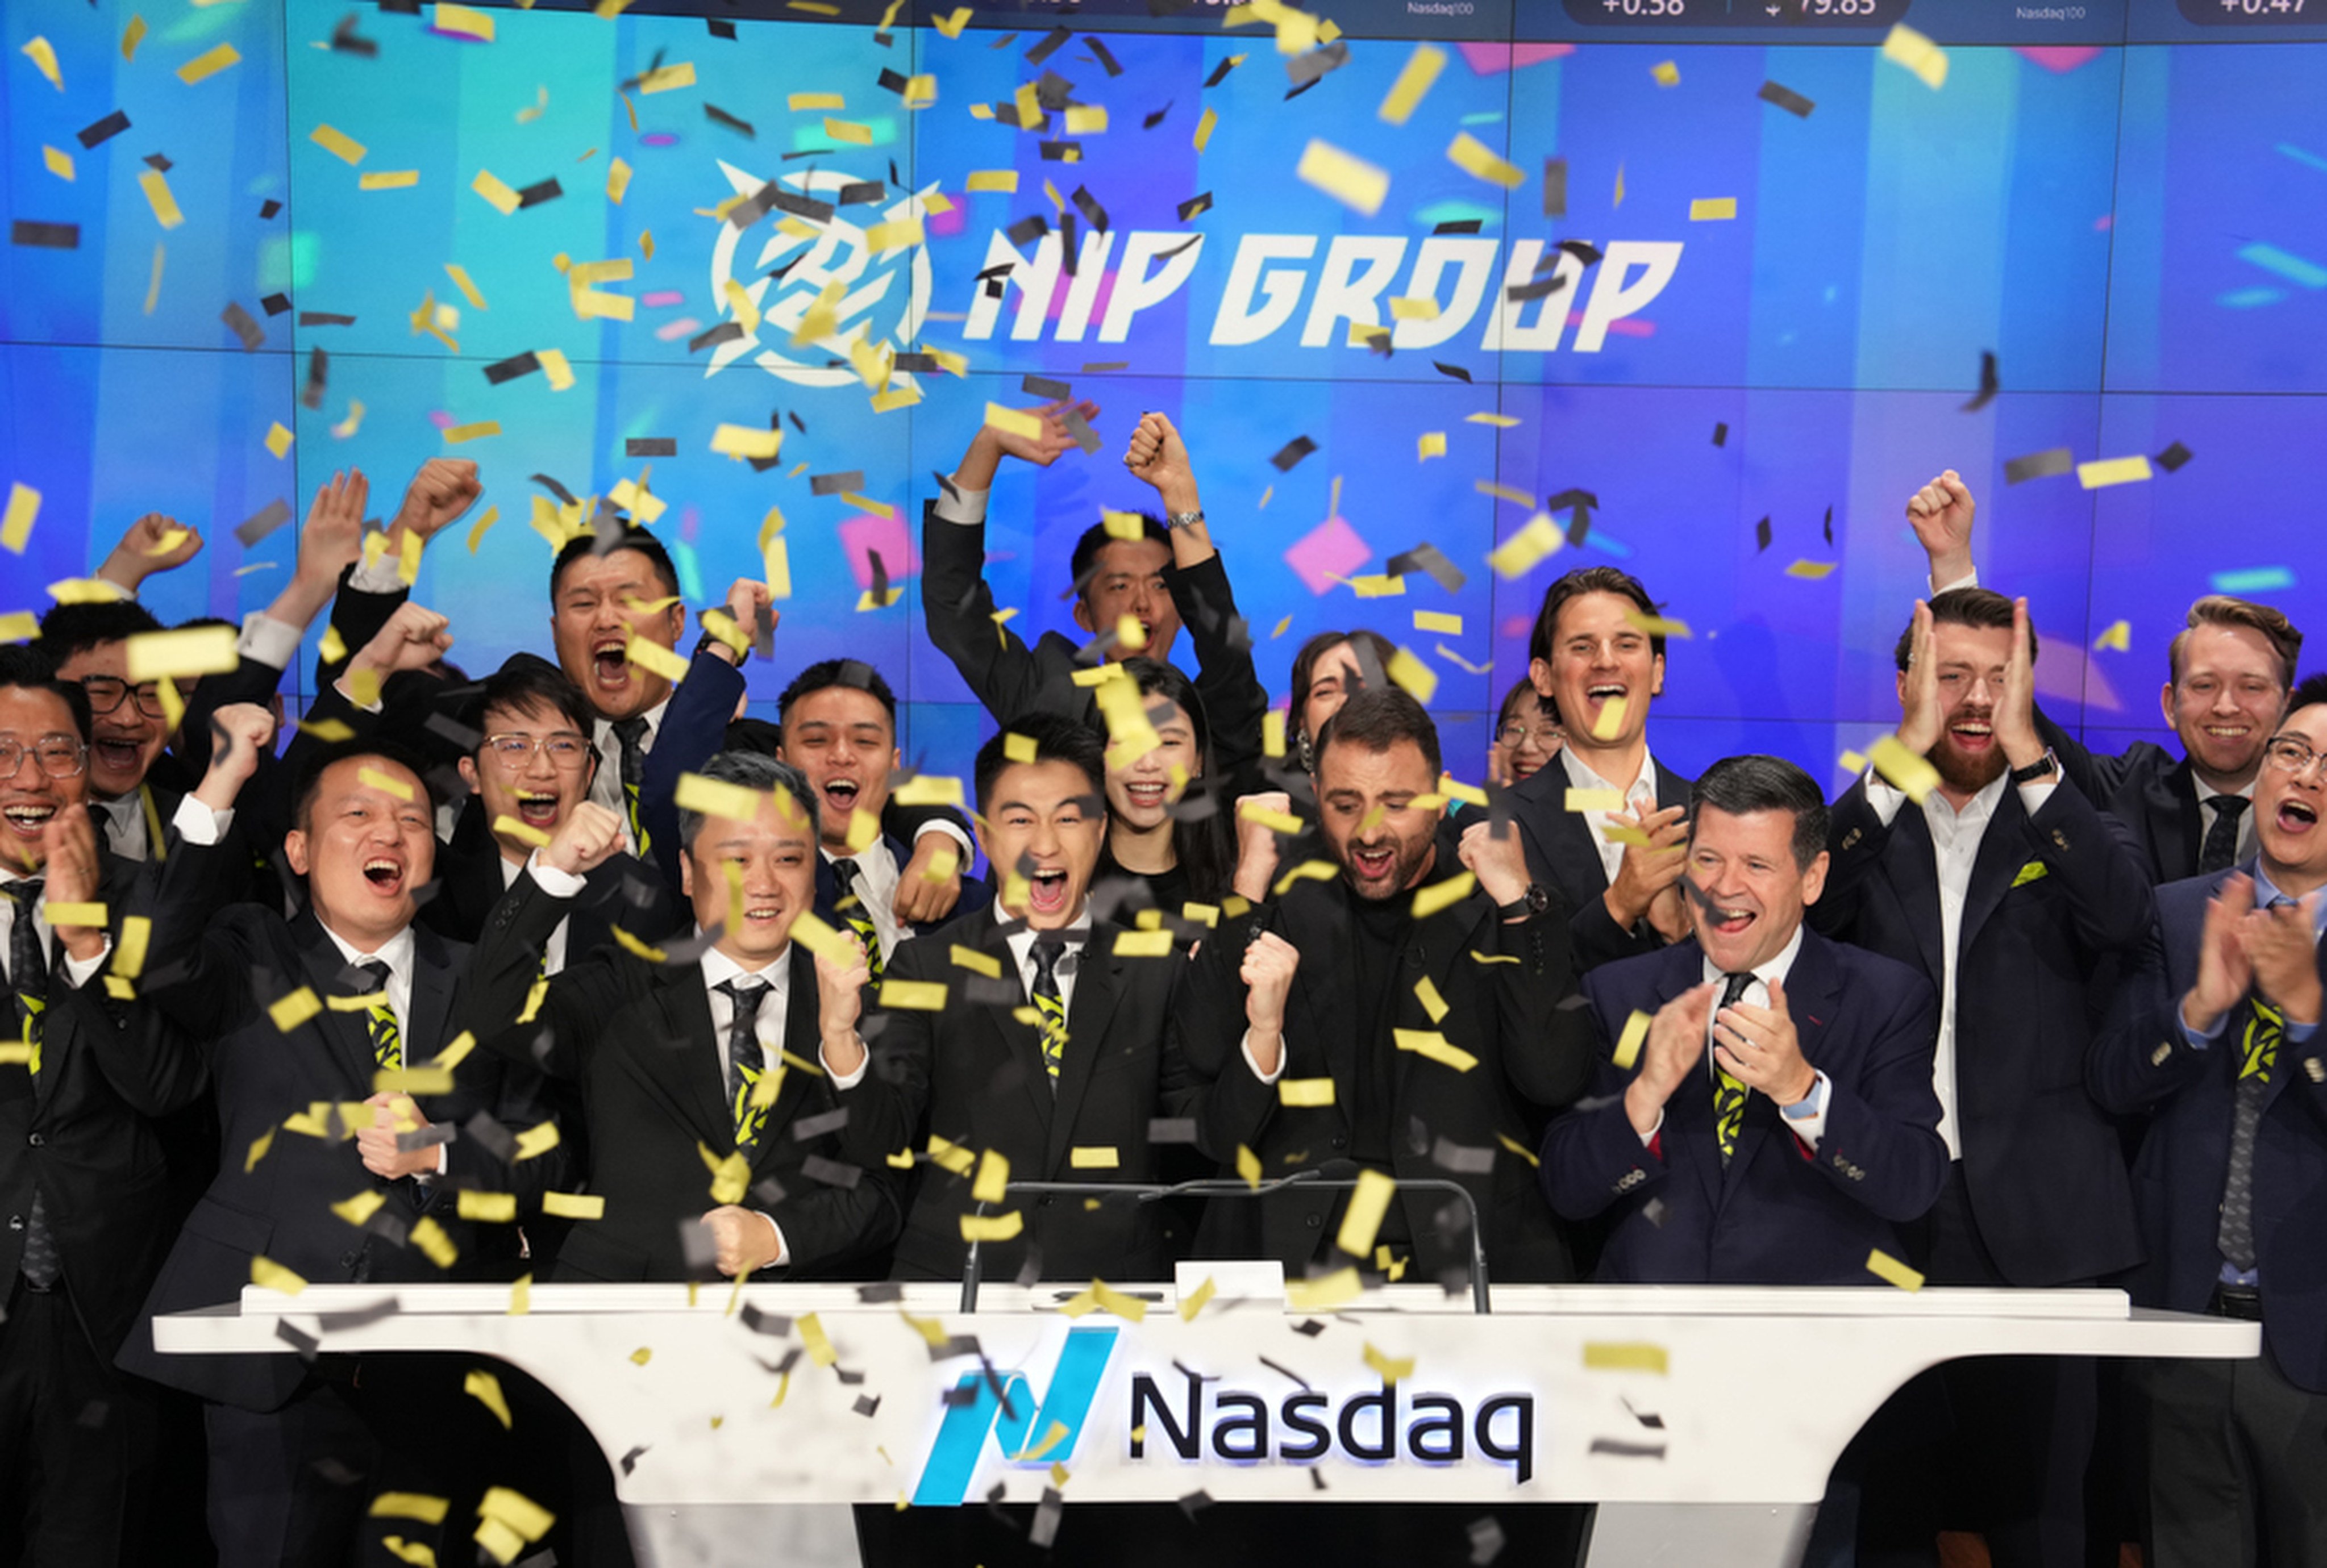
2012,860,2050,887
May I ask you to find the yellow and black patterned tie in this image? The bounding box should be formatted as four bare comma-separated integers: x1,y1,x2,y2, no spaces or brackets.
6,878,59,1290
356,959,401,1072
720,978,772,1150
1713,971,1754,1166
612,715,651,856
830,858,884,983
1030,939,1069,1088
2218,995,2283,1271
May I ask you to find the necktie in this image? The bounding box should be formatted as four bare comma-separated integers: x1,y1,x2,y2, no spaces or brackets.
611,716,651,855
1713,971,1754,1167
355,958,401,1072
2218,991,2284,1274
2199,795,2249,875
719,978,772,1151
1029,940,1069,1088
5,879,59,1291
830,858,885,984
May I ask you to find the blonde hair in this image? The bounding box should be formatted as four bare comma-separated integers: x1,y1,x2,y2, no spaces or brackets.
2170,597,2301,691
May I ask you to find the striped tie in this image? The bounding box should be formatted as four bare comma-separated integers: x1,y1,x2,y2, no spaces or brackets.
830,858,884,983
1029,940,1069,1087
356,958,401,1072
6,879,59,1290
719,979,772,1150
2218,995,2283,1273
612,716,651,856
1713,971,1754,1166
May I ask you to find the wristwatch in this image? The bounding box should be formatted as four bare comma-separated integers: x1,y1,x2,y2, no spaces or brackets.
1167,510,1205,532
2008,748,2060,786
1497,883,1551,921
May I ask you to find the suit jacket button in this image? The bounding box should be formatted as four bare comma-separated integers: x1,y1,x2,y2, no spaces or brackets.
1330,1136,1347,1150
1304,1213,1322,1229
7,1216,20,1231
340,1252,358,1269
26,1133,42,1148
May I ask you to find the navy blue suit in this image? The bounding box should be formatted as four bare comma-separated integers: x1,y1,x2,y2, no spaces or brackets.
1542,927,1946,1284
2092,864,2327,1393
815,836,991,951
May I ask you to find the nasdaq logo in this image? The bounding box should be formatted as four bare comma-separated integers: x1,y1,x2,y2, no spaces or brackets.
961,230,1682,352
913,1325,1121,1506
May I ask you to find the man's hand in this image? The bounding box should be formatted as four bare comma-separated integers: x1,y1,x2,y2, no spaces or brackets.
2182,873,2256,1037
1458,818,1531,911
39,807,109,965
99,512,203,591
348,602,454,686
195,702,279,811
1602,803,1688,931
356,1093,441,1181
701,578,773,668
1905,469,1976,587
2242,891,2323,1026
1240,930,1300,1077
895,834,963,924
1995,595,2046,773
294,470,371,589
542,801,626,879
1230,790,1290,903
815,932,871,1075
951,400,1102,490
1894,600,1945,758
1625,982,1713,1137
1646,882,1691,945
1713,977,1815,1107
388,458,482,547
701,1206,784,1277
1124,411,1200,516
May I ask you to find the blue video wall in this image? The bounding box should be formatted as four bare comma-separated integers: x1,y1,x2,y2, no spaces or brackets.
6,0,2325,789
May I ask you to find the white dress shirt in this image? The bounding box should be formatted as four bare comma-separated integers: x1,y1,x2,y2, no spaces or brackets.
0,865,112,992
91,791,148,863
1005,915,1089,1019
933,481,989,528
497,854,569,976
592,700,671,850
1561,746,1662,889
2194,774,2258,865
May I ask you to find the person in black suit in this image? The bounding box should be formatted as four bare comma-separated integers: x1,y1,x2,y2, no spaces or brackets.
2091,677,2327,1567
1814,587,2156,1568
1505,566,1698,973
1182,687,1596,1287
1544,754,1946,1284
847,715,1193,1284
459,750,898,1285
0,649,206,1566
922,404,1266,782
1909,468,2304,885
115,713,565,1566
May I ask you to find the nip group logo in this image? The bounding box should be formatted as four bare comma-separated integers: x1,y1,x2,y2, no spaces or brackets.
705,161,935,390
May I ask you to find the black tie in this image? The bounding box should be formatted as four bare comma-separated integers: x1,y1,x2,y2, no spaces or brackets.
6,878,59,1291
1712,971,1753,1166
2218,898,2295,1274
2199,796,2249,875
1029,940,1069,1090
830,858,884,983
611,716,651,853
719,978,772,1151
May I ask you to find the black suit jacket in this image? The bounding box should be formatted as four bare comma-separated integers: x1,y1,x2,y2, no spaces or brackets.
2091,865,2327,1392
1543,929,1947,1284
455,874,901,1283
1812,773,2154,1285
1,852,206,1362
1508,753,1697,974
2038,711,2209,887
815,836,993,960
847,907,1195,1283
117,833,564,1412
1180,871,1597,1284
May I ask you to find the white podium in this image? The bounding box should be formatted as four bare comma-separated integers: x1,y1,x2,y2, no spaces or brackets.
156,1281,2254,1568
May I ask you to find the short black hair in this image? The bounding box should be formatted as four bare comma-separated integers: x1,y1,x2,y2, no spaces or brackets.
1529,565,1666,668
292,738,440,837
1498,677,1559,731
975,713,1107,815
1069,515,1168,605
1287,628,1399,743
1691,754,1828,871
36,601,165,664
1894,587,2037,671
1313,686,1443,779
778,659,897,727
2288,671,2327,715
473,653,596,748
0,644,93,744
548,525,681,604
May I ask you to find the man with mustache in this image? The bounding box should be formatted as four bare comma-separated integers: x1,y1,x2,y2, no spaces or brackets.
1813,587,2155,1567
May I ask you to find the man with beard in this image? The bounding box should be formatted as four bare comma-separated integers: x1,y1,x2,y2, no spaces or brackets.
1812,587,2155,1567
1909,469,2302,885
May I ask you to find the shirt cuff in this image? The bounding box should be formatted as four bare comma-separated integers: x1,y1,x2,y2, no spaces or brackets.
821,1037,870,1089
1635,1106,1664,1149
332,675,385,715
1930,569,1979,597
347,556,407,596
523,852,588,899
1240,1028,1285,1084
753,1212,791,1269
238,612,305,673
933,482,989,527
97,569,140,601
173,794,233,845
911,818,974,856
1864,770,1908,828
60,937,115,989
2014,777,2060,819
1779,1070,1831,1152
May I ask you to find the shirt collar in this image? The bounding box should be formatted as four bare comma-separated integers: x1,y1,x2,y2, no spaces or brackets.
2194,774,2256,805
1001,908,1093,953
700,940,789,994
2248,865,2327,940
1928,770,2009,827
1561,746,1658,802
317,919,416,983
596,697,672,745
1699,920,1806,990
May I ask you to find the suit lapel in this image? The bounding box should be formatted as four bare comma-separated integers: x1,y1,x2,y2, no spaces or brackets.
1957,787,2030,957
1277,882,1362,1115
1722,932,1841,1202
2156,759,2202,883
973,912,1056,1140
1638,944,1725,1217
655,970,742,1152
1885,807,1949,987
2259,926,2327,1115
1046,928,1123,1175
752,945,825,1173
405,924,456,1070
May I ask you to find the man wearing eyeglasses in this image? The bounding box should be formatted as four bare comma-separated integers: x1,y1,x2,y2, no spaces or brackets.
2093,677,2327,1567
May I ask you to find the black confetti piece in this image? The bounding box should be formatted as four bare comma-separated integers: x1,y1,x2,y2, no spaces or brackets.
626,437,677,458
1434,218,1483,235
1542,157,1568,218
260,199,282,219
77,110,131,149
1385,541,1466,593
1087,36,1123,76
1589,1437,1668,1459
620,1446,648,1476
1960,349,1999,412
2003,447,2075,485
1822,505,1834,545
708,16,737,37
1285,40,1349,87
300,311,355,327
517,178,563,208
1142,102,1173,128
1026,25,1072,64
802,1154,861,1188
234,498,293,547
2155,440,2193,472
1039,140,1082,162
1071,185,1109,233
1176,191,1213,221
1176,1490,1215,1519
1712,421,1728,447
838,181,885,206
484,351,542,385
143,153,173,173
1006,214,1049,247
11,222,78,249
1030,1487,1065,1549
688,321,746,355
1469,1515,1508,1565
1270,435,1317,472
1204,55,1239,88
1023,374,1071,399
1758,80,1816,118
811,470,865,496
1433,361,1473,382
300,342,327,407
852,1394,881,1417
1754,516,1773,552
1258,1356,1310,1388
856,1281,904,1303
1558,240,1604,268
792,1106,850,1140
705,103,756,138
1505,274,1570,303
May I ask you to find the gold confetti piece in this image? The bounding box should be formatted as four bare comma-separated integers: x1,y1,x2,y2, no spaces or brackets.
1279,1078,1337,1107
1491,1133,1539,1173
864,218,923,253
1235,1144,1264,1189
360,171,421,191
2093,620,2130,652
122,16,147,59
1296,139,1389,217
824,118,873,145
709,423,784,461
541,1191,604,1220
971,1148,1011,1206
509,1123,560,1164
259,421,294,459
1335,1169,1396,1257
434,1,497,39
1868,735,1941,804
1565,788,1626,813
243,1127,276,1172
959,1210,1023,1242
269,986,323,1032
1867,1248,1925,1290
43,145,74,182
1364,1342,1416,1382
457,1191,517,1225
465,1369,513,1429
175,41,242,82
1614,161,1627,207
1589,694,1630,743
1063,105,1106,134
1092,1281,1149,1322
527,349,572,392
138,169,185,230
981,403,1046,444
376,1067,452,1097
638,61,696,93
890,775,964,808
444,265,487,311
1612,1008,1652,1071
878,978,947,1011
1584,1341,1669,1375
1112,928,1175,958
934,6,973,35
1881,23,1949,90
331,1190,388,1228
1238,799,1304,835
1652,59,1680,85
1447,132,1525,190
1488,514,1564,578
2078,456,2153,489
1287,1266,1361,1311
357,765,417,803
42,901,106,928
628,1347,652,1366
1395,1028,1479,1072
1689,197,1737,222
1410,871,1476,921
1600,824,1650,848
370,1493,451,1524
1377,41,1446,125
2,485,40,554
251,1255,307,1295
1783,558,1838,580
673,770,764,827
1193,105,1218,153
1386,647,1438,704
311,124,367,165
22,37,64,91
1387,295,1441,323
